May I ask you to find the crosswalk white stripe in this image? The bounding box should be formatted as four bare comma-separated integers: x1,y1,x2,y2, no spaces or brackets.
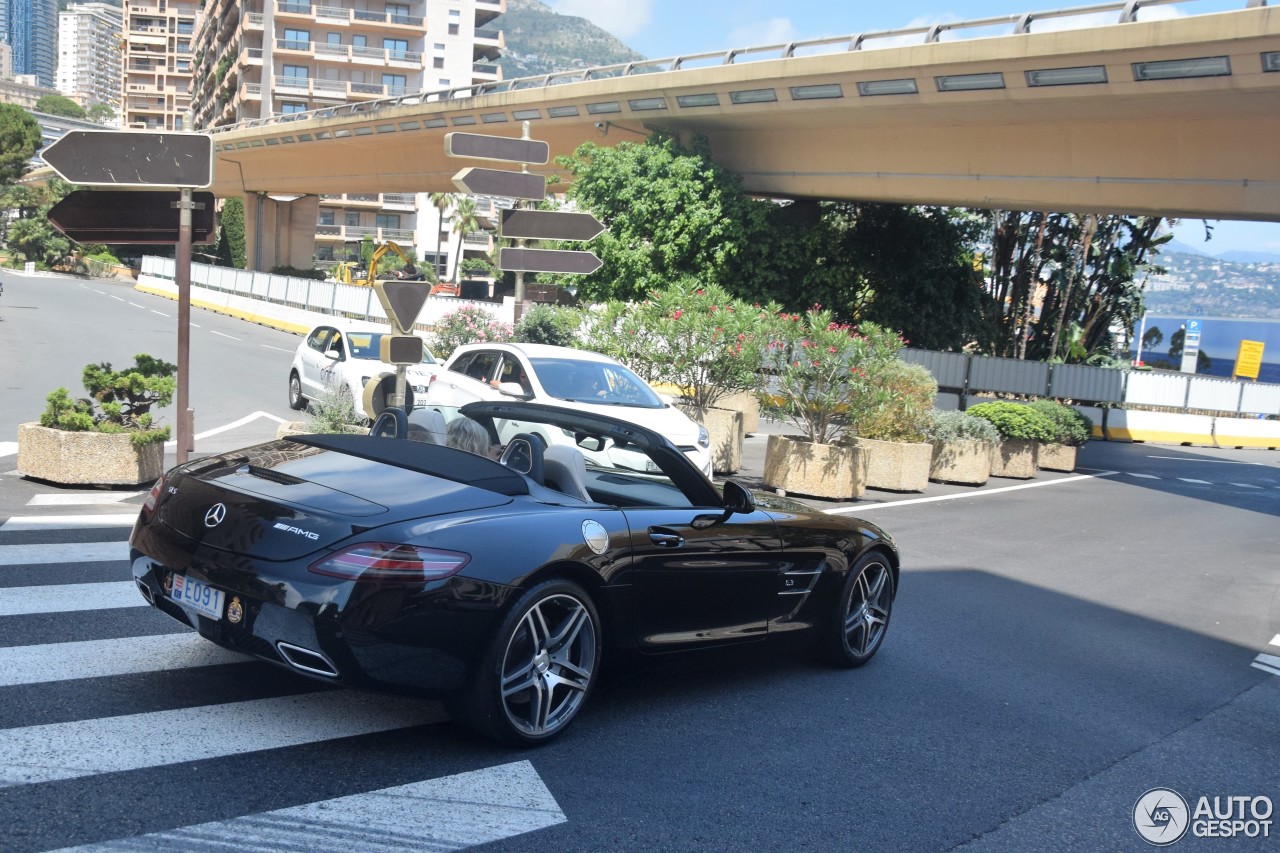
27,493,142,506
0,442,17,458
0,541,128,567
1253,653,1280,671
0,691,448,787
0,582,143,616
1252,660,1280,678
49,760,566,853
0,633,247,686
1,514,137,531
1270,634,1280,648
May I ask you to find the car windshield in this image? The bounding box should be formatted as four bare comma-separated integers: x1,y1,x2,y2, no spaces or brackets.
346,332,437,364
530,358,665,409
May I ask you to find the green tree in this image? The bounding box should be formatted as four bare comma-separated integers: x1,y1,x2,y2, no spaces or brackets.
552,134,756,302
449,196,482,283
427,191,454,279
86,103,116,125
214,197,245,268
2,177,75,269
0,103,41,184
34,94,86,119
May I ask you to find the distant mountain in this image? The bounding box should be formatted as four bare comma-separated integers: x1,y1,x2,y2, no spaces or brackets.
1218,249,1280,264
1162,239,1210,257
1144,250,1280,319
497,0,646,81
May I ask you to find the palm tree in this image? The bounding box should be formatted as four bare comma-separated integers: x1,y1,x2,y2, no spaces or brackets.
449,196,483,283
427,191,454,279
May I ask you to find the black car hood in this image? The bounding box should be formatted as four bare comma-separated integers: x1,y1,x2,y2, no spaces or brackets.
155,438,514,560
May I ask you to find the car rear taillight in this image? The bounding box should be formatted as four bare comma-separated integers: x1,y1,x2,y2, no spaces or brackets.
143,475,166,513
308,543,470,583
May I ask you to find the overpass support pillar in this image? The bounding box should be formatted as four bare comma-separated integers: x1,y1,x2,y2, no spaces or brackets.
243,193,321,272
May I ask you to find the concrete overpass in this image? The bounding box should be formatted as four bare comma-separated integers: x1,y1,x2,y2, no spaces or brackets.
199,0,1280,268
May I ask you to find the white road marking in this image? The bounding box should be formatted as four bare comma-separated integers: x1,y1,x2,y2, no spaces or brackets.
1252,655,1280,678
27,491,142,506
0,441,17,458
0,540,128,566
110,295,125,302
191,322,201,328
261,343,294,352
1147,455,1266,466
0,514,137,531
150,310,168,317
1229,483,1262,489
1177,478,1211,485
1270,634,1280,648
1126,472,1161,479
128,302,147,310
826,471,1119,515
50,761,566,852
0,581,142,616
162,410,289,448
92,289,105,294
0,691,448,787
0,633,247,686
210,330,242,341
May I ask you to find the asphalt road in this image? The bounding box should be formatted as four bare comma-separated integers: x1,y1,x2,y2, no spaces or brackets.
1,269,1278,851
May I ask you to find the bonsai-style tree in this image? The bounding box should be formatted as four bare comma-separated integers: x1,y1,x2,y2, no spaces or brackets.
41,354,176,445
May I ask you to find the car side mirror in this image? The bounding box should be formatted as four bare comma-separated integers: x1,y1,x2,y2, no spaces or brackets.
324,347,342,361
497,381,530,399
722,480,756,515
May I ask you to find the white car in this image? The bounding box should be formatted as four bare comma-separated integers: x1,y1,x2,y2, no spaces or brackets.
421,342,712,475
288,323,440,416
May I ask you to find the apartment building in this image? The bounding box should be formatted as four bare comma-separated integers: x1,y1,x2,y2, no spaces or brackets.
189,0,505,277
2,0,59,89
121,0,198,132
57,2,124,120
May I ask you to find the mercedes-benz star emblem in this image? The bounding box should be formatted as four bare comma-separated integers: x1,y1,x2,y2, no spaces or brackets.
204,503,227,528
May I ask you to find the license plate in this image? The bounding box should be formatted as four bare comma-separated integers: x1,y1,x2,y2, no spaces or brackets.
170,574,225,620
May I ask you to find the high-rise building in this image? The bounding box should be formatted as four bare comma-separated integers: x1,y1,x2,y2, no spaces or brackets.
189,0,505,275
2,0,59,89
121,0,198,132
57,3,124,120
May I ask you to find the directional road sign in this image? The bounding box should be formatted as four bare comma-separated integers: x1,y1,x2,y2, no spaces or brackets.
453,167,546,201
500,247,602,276
500,209,605,242
48,190,216,244
42,130,213,188
445,132,549,165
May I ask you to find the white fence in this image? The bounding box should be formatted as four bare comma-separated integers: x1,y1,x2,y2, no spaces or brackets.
902,348,1280,417
140,256,514,329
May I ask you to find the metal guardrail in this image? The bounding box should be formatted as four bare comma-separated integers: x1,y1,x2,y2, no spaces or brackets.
901,348,1280,415
208,0,1269,135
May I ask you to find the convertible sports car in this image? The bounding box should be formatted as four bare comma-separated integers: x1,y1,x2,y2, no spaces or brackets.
130,402,899,745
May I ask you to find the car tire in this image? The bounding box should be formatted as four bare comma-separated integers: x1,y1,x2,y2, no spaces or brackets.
452,578,601,746
288,371,306,410
821,550,894,668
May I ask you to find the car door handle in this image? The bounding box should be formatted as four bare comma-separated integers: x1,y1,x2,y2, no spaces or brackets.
649,527,684,548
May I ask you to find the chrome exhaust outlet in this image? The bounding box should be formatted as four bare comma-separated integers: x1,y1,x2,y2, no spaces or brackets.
136,580,155,605
276,642,339,678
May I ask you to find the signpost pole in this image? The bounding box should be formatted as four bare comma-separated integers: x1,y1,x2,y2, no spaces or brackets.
176,187,193,464
512,121,532,324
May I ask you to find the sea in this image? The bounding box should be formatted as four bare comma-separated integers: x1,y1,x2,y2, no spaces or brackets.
1130,315,1280,385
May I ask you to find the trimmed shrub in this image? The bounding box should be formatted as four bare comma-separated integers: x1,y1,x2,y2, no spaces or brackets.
923,409,1001,446
965,401,1056,442
1027,400,1093,446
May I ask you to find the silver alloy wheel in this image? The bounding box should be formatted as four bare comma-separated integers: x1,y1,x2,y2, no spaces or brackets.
288,372,304,409
499,592,597,738
844,559,891,657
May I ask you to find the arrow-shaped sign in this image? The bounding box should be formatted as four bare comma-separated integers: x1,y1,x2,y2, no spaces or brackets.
42,130,213,188
500,247,602,276
48,190,216,244
453,167,546,201
445,132,549,165
500,209,605,242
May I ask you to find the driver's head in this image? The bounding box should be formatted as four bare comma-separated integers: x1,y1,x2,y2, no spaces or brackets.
446,417,491,456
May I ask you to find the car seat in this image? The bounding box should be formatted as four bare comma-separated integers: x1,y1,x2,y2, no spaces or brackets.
542,445,592,502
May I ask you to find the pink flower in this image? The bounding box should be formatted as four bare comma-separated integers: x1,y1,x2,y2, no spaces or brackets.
673,309,683,320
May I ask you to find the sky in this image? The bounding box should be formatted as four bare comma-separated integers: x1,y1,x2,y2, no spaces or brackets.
544,0,1280,257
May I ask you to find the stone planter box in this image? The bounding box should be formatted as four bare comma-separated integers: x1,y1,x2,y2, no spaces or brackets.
929,440,994,486
991,438,1039,479
1038,442,1078,473
763,434,865,500
678,405,743,474
855,438,932,493
17,422,164,486
716,390,761,436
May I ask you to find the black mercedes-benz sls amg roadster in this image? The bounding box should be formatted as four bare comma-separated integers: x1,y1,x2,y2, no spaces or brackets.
131,402,898,745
